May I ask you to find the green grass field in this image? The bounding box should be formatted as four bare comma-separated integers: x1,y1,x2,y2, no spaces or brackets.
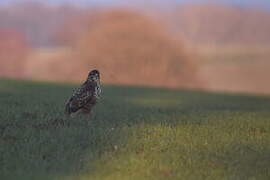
1,79,270,180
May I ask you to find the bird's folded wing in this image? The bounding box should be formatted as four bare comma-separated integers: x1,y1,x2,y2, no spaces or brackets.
72,83,95,106
65,83,96,114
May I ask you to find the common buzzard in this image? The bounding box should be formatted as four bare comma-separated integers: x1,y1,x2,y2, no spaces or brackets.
65,70,101,115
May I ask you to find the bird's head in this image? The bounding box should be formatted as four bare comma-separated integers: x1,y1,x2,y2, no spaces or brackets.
87,69,100,82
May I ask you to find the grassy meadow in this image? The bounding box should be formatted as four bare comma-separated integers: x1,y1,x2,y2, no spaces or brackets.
1,79,270,180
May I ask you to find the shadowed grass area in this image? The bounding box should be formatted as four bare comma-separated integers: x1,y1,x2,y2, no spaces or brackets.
0,79,270,180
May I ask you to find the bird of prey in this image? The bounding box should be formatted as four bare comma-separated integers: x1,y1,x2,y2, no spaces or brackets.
65,70,101,115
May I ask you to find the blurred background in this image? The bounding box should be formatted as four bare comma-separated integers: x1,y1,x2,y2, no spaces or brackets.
0,0,270,94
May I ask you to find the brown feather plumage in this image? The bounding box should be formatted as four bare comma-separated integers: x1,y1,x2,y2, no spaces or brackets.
65,70,101,115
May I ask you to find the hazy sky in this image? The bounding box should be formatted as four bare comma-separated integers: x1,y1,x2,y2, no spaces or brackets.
1,0,270,8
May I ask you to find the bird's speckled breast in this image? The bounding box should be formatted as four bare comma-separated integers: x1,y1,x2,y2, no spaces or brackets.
94,82,101,99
